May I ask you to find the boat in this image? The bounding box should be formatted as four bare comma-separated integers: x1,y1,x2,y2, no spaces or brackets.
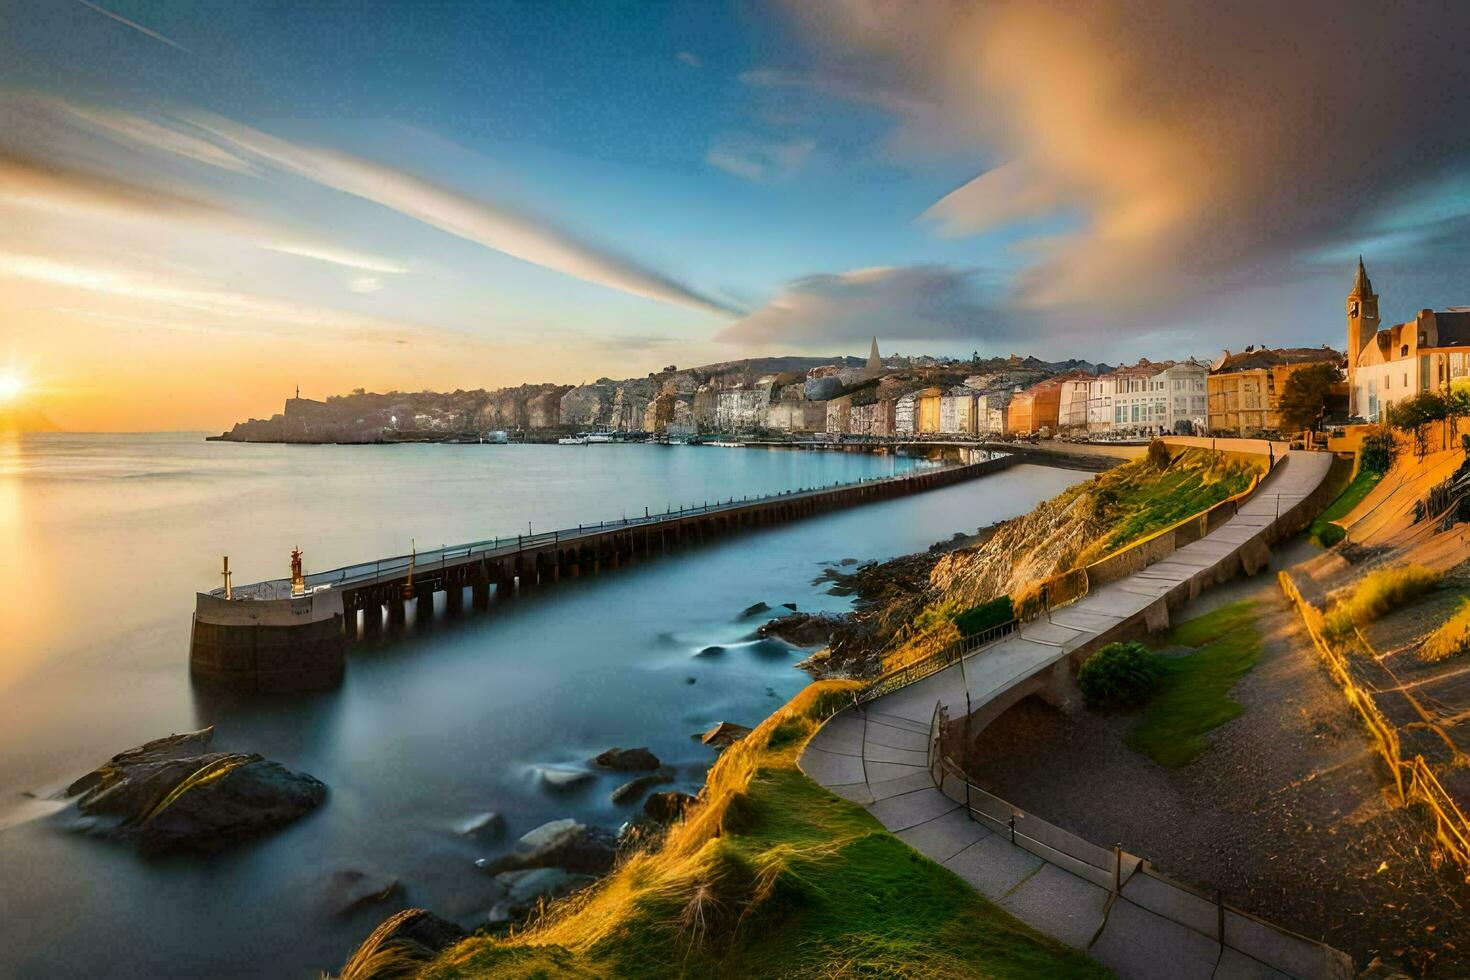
707,440,744,448
585,432,614,443
557,435,588,445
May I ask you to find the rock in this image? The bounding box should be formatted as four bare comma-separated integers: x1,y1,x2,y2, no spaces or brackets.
323,869,400,916
337,908,465,978
782,602,798,611
477,818,618,876
486,867,595,926
643,791,697,824
609,768,673,805
839,558,858,566
457,811,506,841
758,612,839,648
700,722,752,749
695,645,725,658
537,767,594,792
684,676,697,685
594,747,661,772
65,730,326,852
739,601,771,618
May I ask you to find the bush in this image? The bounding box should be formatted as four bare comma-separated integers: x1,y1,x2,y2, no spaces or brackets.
1325,564,1442,638
953,595,1014,637
1147,438,1171,468
1078,641,1165,709
1421,600,1470,662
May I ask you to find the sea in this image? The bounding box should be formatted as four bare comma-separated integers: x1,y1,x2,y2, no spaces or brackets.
0,433,1086,978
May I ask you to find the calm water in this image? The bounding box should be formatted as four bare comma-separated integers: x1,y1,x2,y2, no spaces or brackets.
0,434,1085,978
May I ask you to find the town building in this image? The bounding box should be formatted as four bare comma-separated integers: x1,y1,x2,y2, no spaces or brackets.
1207,347,1341,435
1009,372,1092,435
977,391,1011,435
1088,360,1207,435
1057,377,1092,433
1345,257,1470,422
915,387,943,434
939,387,978,435
895,392,917,437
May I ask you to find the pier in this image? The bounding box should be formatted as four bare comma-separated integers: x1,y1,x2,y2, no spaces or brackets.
190,454,1022,693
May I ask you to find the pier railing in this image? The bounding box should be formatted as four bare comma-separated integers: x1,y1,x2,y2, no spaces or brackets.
223,456,1005,600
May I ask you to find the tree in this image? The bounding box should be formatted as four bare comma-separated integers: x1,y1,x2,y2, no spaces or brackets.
1387,391,1448,459
1278,362,1343,433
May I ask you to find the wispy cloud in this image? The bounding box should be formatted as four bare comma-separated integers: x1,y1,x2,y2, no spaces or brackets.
717,265,1013,346
52,102,258,175
738,69,930,116
75,0,189,53
191,114,741,318
706,133,815,183
0,251,426,343
348,275,383,294
677,51,702,69
258,242,408,274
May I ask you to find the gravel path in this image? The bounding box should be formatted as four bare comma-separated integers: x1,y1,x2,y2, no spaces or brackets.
964,566,1470,976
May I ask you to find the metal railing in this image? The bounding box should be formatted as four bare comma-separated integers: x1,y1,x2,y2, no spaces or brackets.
221,456,1009,599
857,618,1019,704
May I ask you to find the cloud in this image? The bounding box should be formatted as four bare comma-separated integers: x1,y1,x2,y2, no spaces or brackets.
259,242,407,274
0,150,227,222
50,102,259,175
75,0,188,52
348,275,383,294
677,51,702,69
0,251,428,343
706,133,815,183
738,69,931,116
191,114,740,317
716,265,1016,347
788,1,1470,318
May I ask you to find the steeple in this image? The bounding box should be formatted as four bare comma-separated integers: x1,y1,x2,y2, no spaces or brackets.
865,337,883,377
1350,255,1373,298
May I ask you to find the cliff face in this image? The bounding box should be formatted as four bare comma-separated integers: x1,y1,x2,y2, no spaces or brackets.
217,387,569,443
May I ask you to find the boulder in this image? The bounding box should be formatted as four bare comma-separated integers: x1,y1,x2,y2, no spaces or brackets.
759,612,840,648
537,767,593,792
643,791,697,824
739,601,772,618
337,908,465,978
457,811,506,841
65,730,326,852
594,747,661,771
323,869,400,916
781,602,798,611
695,645,725,658
700,722,752,749
609,768,673,805
477,818,617,876
485,867,595,927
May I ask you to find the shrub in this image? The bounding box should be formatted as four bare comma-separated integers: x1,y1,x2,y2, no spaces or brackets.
1147,438,1171,469
1325,564,1442,638
1078,641,1165,709
1421,599,1470,662
953,595,1014,637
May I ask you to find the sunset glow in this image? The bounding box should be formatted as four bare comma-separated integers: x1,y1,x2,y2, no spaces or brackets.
0,372,26,402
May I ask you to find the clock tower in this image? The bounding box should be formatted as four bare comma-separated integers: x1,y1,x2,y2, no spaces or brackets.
1346,256,1380,418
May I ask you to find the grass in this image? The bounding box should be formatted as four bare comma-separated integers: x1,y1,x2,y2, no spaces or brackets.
1307,460,1382,547
415,682,1106,980
1076,449,1261,565
1324,564,1442,640
1127,600,1263,768
1421,599,1470,663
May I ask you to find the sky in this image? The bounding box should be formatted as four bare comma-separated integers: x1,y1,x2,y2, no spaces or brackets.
2,0,1469,431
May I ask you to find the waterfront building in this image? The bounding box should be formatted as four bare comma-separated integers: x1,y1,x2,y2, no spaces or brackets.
977,391,1011,435
939,387,978,435
1010,372,1092,435
1207,346,1341,435
916,387,943,434
895,392,917,436
1345,257,1470,421
824,394,851,436
1057,377,1092,433
848,396,895,437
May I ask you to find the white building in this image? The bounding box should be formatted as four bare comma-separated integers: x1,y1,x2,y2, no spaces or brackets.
939,388,978,435
895,392,917,436
1057,378,1091,432
1088,359,1207,434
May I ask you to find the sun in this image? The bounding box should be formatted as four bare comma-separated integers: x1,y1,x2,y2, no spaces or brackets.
0,372,26,402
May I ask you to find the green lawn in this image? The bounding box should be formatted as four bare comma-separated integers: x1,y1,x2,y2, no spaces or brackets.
419,686,1107,980
1101,456,1257,552
1128,600,1263,768
1307,461,1382,547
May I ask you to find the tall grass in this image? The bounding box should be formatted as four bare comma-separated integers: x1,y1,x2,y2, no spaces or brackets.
1325,565,1442,639
420,680,1105,979
1421,599,1470,663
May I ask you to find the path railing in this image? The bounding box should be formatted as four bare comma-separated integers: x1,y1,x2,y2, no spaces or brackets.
222,456,1009,599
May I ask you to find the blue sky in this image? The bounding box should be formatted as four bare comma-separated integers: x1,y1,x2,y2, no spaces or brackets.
1,0,1468,428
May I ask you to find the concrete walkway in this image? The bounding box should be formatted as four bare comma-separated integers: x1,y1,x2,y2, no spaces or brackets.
800,451,1354,979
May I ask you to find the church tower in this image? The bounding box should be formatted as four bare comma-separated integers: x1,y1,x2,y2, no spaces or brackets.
865,337,883,378
1346,256,1380,420
1346,256,1379,370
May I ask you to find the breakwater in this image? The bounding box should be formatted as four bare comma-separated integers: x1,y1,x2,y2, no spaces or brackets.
190,454,1023,692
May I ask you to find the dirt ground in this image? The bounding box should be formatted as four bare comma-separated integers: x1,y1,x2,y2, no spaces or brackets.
962,559,1470,976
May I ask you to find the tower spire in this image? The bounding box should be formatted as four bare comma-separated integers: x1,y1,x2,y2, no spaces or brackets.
1351,255,1373,297
866,336,882,377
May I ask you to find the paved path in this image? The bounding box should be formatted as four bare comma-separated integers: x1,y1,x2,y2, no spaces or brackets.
801,451,1354,979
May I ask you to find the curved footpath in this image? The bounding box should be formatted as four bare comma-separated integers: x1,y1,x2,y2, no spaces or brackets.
800,451,1355,980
